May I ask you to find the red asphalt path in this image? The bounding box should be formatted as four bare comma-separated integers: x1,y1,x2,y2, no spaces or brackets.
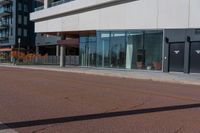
0,66,200,133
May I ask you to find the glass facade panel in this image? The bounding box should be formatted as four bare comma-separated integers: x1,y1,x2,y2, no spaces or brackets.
80,36,88,66
126,31,143,69
144,31,163,70
80,36,97,67
80,30,163,71
97,32,110,67
88,36,97,67
110,32,126,68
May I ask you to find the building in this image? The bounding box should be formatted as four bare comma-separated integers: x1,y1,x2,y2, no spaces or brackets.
34,0,61,56
30,0,200,73
0,0,35,62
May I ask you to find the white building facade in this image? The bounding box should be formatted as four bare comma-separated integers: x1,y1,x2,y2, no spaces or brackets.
30,0,200,73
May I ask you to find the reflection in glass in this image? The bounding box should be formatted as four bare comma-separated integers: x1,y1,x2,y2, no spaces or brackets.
110,32,126,68
144,31,163,70
97,32,110,67
80,36,97,67
126,32,143,69
81,30,163,70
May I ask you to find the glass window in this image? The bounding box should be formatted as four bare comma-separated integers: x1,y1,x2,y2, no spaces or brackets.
110,32,126,68
18,28,22,36
144,31,163,70
80,36,97,67
18,15,22,24
24,16,28,25
126,30,163,70
23,29,28,37
80,36,88,66
88,36,97,67
18,3,22,11
126,31,144,69
24,4,28,12
97,32,110,67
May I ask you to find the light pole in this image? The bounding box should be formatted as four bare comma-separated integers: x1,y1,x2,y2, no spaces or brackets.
18,38,21,62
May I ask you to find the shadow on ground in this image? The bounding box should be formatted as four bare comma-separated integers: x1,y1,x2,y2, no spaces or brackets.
0,103,200,130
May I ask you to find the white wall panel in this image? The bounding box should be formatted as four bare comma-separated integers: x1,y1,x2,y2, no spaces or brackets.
79,10,100,30
33,0,200,33
99,3,126,30
158,0,189,28
35,21,48,33
61,15,79,31
189,0,200,28
125,0,158,29
47,18,62,32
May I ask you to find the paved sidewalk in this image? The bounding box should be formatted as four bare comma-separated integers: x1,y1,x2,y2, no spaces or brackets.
0,63,200,86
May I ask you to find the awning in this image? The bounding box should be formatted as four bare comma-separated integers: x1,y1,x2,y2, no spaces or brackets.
57,38,79,48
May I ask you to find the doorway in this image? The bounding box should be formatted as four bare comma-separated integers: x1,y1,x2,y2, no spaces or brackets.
169,43,185,72
190,42,200,73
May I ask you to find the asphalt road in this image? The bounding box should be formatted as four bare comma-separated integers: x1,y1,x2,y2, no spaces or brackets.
0,66,200,133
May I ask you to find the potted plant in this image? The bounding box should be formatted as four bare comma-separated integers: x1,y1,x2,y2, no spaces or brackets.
153,58,162,70
136,61,144,69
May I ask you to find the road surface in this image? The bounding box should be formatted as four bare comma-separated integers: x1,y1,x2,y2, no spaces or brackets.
0,66,200,133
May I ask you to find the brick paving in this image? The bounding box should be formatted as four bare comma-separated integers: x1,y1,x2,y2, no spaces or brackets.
0,66,200,133
0,64,200,86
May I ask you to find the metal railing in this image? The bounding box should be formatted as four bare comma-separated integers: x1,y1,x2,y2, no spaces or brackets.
50,0,74,7
0,8,11,13
34,6,44,11
23,55,79,65
0,21,9,27
0,36,8,40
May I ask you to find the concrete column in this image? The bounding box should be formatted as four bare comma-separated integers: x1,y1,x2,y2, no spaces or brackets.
60,45,66,67
44,0,48,8
163,36,170,73
184,36,190,74
56,45,60,56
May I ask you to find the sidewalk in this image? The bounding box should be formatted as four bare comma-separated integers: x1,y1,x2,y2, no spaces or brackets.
0,63,200,86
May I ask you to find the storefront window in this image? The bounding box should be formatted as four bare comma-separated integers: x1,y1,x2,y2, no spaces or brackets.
126,31,143,69
80,37,87,66
80,36,97,67
81,30,163,70
97,32,110,67
110,32,126,68
144,31,163,70
88,36,97,67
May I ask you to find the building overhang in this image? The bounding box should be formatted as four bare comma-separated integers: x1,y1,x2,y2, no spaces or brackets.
57,38,79,48
30,0,138,22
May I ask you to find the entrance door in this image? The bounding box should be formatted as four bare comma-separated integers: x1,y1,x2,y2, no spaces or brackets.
190,42,200,73
169,43,185,72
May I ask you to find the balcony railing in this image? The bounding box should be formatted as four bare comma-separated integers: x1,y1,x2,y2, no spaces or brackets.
0,36,8,41
0,8,11,17
0,22,9,30
50,0,74,7
0,0,12,6
35,6,44,11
